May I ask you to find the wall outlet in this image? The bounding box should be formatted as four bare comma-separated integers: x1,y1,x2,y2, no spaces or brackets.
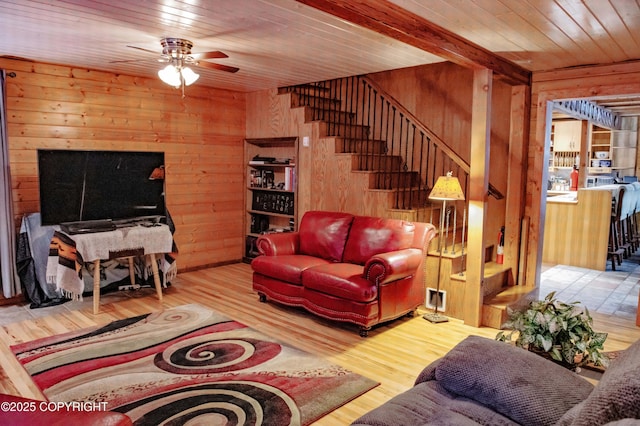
302,136,310,147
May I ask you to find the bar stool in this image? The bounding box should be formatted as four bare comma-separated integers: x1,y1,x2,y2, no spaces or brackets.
608,186,626,270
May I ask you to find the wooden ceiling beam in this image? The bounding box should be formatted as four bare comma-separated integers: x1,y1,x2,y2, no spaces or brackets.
296,0,531,86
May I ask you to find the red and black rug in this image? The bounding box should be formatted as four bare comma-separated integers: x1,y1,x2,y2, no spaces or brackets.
11,304,378,425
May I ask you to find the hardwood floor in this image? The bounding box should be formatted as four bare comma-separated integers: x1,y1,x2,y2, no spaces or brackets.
1,262,639,425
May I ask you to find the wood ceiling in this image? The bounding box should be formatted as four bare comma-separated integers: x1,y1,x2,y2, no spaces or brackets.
1,0,640,104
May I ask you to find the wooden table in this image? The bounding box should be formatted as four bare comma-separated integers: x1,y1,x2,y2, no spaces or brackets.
51,224,173,314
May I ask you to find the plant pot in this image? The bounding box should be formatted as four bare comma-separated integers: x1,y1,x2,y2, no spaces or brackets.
529,348,580,372
528,348,580,372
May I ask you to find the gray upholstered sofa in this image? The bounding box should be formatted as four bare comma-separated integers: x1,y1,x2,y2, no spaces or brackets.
352,335,640,426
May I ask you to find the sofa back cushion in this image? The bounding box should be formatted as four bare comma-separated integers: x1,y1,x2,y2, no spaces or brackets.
343,216,415,265
561,338,640,425
435,336,594,426
298,211,354,262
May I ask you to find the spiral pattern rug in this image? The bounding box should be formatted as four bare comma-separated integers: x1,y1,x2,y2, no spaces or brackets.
11,304,378,425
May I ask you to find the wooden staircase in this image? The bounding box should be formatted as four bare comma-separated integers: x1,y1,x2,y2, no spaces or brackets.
281,85,435,221
279,81,525,327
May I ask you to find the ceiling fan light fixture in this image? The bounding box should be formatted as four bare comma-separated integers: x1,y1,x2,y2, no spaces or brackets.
181,66,199,86
158,64,181,87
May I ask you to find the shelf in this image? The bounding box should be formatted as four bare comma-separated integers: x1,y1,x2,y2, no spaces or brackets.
248,209,294,218
587,167,612,174
247,230,293,238
246,137,297,147
248,186,294,194
245,136,298,260
249,162,295,167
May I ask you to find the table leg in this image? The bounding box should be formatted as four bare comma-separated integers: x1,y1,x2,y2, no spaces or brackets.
128,257,136,286
93,259,101,315
149,253,163,302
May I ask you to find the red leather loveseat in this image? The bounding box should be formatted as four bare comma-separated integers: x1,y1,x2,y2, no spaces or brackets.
251,211,436,336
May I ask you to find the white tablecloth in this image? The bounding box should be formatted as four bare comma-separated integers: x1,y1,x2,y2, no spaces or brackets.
71,224,173,262
47,224,174,299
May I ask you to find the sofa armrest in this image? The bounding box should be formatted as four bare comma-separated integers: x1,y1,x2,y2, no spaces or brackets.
363,248,423,285
256,232,300,256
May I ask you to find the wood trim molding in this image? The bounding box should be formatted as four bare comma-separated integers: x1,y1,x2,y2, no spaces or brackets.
296,0,531,86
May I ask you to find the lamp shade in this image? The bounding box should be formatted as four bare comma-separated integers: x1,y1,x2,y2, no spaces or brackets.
158,64,181,87
429,172,465,201
181,67,200,86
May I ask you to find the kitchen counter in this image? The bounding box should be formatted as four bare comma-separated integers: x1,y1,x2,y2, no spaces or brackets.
547,191,578,203
543,188,611,270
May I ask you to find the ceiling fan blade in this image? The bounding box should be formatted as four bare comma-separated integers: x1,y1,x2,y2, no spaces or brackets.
191,51,228,60
126,45,159,55
196,61,240,73
109,58,149,63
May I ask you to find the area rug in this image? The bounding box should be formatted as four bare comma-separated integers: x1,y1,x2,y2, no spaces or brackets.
11,304,378,425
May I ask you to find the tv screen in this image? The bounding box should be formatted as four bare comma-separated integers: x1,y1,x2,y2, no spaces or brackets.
37,149,166,226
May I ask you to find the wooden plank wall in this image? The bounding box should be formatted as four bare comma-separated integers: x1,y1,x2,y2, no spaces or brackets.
1,57,246,275
368,63,513,255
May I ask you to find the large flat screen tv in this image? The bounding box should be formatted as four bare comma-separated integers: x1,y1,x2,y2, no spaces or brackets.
37,149,166,226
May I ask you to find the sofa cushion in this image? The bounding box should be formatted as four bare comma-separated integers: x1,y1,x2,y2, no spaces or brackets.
343,217,414,265
298,211,354,262
351,381,518,426
302,263,376,302
251,254,331,285
434,336,594,426
565,338,640,425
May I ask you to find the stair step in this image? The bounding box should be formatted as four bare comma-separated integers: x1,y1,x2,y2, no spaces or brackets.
451,262,513,295
351,154,403,171
373,170,420,189
304,107,355,123
289,92,340,110
278,83,331,97
336,138,387,154
318,121,369,139
481,285,538,329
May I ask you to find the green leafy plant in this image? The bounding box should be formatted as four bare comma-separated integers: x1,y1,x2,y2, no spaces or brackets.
496,291,609,368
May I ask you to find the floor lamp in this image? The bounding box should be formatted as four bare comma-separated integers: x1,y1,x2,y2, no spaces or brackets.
424,171,465,323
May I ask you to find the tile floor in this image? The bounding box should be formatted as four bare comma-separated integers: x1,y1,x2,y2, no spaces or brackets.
539,253,640,322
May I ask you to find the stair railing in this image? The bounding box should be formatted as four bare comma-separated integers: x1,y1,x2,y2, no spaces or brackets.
281,76,470,211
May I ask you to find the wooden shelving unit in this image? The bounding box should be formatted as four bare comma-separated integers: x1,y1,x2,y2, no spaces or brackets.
243,137,298,263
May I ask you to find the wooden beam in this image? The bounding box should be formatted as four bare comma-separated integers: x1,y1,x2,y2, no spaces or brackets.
505,85,529,285
296,0,531,86
464,68,492,327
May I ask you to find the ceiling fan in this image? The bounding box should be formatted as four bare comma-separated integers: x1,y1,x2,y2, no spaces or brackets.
113,38,239,96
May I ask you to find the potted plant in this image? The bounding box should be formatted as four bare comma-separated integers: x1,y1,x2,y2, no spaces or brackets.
495,291,609,370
